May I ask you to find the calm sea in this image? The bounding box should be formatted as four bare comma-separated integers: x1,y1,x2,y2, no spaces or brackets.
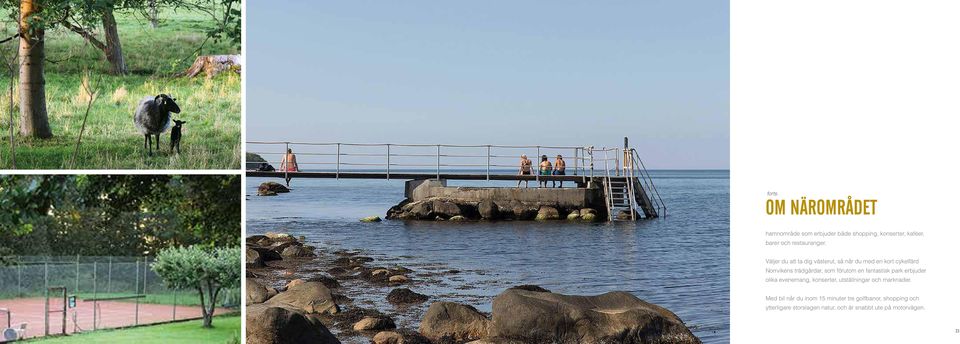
247,170,729,343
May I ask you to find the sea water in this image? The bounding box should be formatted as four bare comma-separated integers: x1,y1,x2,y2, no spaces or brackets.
247,170,729,343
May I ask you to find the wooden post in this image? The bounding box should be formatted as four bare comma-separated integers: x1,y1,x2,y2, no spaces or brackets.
93,262,98,330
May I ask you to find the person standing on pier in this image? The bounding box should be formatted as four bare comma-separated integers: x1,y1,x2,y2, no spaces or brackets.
518,154,532,188
553,155,566,188
539,155,552,188
279,148,301,185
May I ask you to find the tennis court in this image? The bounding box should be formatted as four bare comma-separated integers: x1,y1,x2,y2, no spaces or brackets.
0,297,230,339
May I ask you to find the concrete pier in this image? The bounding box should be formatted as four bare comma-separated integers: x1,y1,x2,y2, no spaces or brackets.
388,179,610,221
405,179,605,211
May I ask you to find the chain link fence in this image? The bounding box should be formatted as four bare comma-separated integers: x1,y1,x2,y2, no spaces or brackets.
0,256,239,337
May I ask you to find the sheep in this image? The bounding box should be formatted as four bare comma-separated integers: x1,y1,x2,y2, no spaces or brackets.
170,119,186,154
133,94,181,155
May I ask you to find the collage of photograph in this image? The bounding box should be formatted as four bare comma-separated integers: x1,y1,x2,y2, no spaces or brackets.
1,1,731,343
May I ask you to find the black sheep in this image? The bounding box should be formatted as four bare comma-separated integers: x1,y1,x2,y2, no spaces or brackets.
170,120,186,154
134,94,181,155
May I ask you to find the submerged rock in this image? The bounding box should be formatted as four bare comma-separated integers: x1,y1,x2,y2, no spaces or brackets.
508,284,551,293
259,181,290,194
257,183,289,197
387,288,428,304
361,215,382,222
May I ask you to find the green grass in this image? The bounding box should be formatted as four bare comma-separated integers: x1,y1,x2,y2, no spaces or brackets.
0,9,240,169
25,314,240,344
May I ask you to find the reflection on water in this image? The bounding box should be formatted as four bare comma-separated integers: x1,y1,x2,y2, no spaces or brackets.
247,170,729,343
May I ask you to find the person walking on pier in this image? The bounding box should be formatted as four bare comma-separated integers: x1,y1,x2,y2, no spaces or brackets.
553,155,566,188
517,154,532,188
279,148,300,185
539,155,552,188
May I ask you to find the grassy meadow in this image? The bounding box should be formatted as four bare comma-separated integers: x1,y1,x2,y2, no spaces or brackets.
25,314,241,343
0,9,240,169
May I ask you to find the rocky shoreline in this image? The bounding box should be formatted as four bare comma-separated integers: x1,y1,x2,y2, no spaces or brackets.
246,233,702,344
386,197,606,222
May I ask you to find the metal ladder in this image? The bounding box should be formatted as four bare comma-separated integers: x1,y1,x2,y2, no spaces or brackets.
602,149,637,221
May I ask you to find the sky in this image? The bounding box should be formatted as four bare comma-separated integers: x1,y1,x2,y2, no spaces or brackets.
246,1,728,169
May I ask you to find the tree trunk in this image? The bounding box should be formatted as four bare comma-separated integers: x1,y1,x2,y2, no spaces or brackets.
18,0,52,139
197,285,210,328
101,9,127,75
149,0,158,28
205,286,221,328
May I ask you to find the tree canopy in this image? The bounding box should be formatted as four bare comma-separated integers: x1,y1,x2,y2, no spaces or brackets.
152,245,239,328
0,175,240,257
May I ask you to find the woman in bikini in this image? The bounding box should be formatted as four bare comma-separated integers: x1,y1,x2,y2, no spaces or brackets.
279,148,300,185
517,154,532,188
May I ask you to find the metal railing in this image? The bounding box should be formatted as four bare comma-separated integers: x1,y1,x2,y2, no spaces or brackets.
629,149,666,217
247,141,665,218
247,141,608,182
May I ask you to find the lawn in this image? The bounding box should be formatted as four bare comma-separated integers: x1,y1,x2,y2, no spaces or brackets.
25,314,240,344
0,8,240,169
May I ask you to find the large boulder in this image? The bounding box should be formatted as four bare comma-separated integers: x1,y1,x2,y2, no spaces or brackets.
408,201,433,219
246,278,271,304
281,245,316,258
489,289,701,344
265,281,340,314
478,201,500,220
265,232,296,241
259,182,290,195
535,206,560,221
431,200,462,219
420,301,491,342
511,205,538,220
246,305,340,344
246,248,265,268
246,235,270,246
249,247,282,262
